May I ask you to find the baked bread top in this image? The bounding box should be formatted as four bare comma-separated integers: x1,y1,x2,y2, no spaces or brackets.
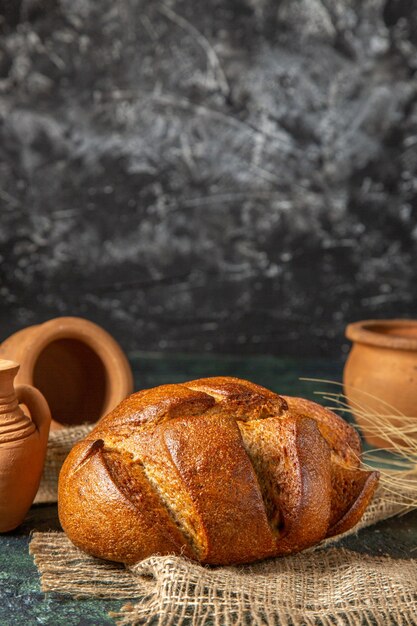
58,376,378,565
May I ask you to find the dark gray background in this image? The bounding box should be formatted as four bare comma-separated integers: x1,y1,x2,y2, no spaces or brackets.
0,0,416,357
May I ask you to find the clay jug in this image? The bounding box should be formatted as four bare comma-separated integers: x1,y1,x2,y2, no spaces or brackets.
344,319,417,448
0,359,51,532
0,317,134,430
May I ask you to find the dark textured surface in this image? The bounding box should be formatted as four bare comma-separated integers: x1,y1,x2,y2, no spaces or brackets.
0,532,117,626
0,355,416,625
0,0,417,357
2,505,417,626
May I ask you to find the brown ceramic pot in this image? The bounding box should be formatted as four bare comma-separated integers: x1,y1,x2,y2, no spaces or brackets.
0,317,134,430
343,319,417,448
0,359,51,532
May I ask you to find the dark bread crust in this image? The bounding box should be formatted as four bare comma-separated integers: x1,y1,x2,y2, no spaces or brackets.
282,396,361,465
60,439,195,563
164,413,276,563
58,377,378,565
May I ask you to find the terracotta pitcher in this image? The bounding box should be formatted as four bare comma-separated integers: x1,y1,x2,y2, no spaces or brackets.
0,359,51,532
0,317,134,430
344,319,417,448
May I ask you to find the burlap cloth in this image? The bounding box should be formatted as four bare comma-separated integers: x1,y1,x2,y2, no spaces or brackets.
30,430,417,626
34,424,94,503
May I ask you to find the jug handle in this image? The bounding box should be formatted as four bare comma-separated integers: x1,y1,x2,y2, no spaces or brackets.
16,384,51,441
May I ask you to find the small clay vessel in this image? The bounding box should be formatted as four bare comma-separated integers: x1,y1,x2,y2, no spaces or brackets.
344,319,417,448
0,359,51,532
0,317,134,430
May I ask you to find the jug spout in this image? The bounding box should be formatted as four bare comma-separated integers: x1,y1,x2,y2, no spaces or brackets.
0,359,20,401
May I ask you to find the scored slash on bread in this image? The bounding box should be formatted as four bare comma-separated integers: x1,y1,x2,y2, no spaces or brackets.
58,377,379,565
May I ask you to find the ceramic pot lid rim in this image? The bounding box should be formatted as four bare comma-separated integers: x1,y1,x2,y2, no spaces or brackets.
345,318,417,351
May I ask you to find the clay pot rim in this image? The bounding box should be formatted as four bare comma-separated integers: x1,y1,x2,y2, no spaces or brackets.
346,319,417,351
0,358,19,371
16,317,133,420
